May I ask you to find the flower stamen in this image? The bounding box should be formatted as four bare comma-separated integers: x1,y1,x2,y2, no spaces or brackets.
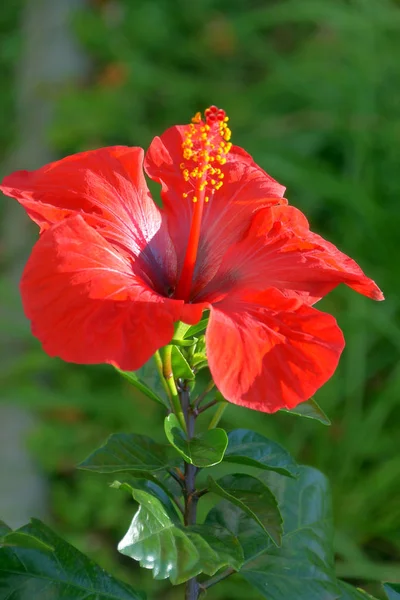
175,106,232,301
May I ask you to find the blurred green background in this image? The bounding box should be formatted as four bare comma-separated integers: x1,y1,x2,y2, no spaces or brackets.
0,0,399,598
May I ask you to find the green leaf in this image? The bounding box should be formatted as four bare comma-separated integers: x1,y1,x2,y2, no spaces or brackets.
385,583,400,599
117,484,243,584
224,429,299,478
113,479,181,522
281,398,331,425
115,362,168,407
0,519,145,599
171,346,194,380
338,581,379,599
164,414,228,467
78,432,180,473
207,474,283,547
183,317,209,338
0,521,11,537
207,466,338,600
0,530,53,552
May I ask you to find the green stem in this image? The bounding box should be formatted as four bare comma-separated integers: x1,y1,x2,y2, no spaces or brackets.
153,350,172,408
181,386,200,600
200,567,236,591
207,401,228,430
162,345,187,432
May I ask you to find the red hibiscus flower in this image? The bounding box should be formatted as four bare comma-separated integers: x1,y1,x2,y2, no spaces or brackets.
0,106,383,413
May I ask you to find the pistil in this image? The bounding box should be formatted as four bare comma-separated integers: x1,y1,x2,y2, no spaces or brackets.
174,106,232,301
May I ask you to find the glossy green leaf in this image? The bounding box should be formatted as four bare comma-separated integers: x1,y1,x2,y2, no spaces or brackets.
164,414,228,467
183,317,209,338
281,398,331,425
113,479,181,522
78,432,179,473
117,484,243,584
224,429,299,477
114,367,168,407
0,519,145,599
385,583,400,599
0,530,53,552
171,346,194,380
207,474,283,546
207,466,338,600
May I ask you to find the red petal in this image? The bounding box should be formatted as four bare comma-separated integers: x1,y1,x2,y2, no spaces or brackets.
20,215,187,371
207,289,345,413
1,146,177,294
199,205,383,303
144,126,286,292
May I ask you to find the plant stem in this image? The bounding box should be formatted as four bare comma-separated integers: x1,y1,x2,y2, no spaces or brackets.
207,401,228,429
153,350,173,406
200,567,236,590
181,386,200,600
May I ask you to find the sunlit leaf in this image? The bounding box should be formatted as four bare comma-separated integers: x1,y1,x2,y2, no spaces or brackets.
171,346,194,380
281,398,331,425
164,414,228,467
117,483,243,584
0,519,145,599
114,368,167,407
207,474,283,546
184,317,209,338
224,429,299,477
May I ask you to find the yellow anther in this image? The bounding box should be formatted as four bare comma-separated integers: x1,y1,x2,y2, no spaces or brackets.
180,107,232,200
183,192,188,198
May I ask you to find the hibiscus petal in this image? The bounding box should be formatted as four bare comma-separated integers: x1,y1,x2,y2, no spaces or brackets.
144,125,287,292
20,215,188,371
1,146,177,295
206,289,345,413
199,205,383,303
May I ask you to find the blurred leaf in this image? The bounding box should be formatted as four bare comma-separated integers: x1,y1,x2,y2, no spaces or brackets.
164,414,228,467
117,483,243,584
207,474,283,547
171,346,194,380
280,398,331,425
78,432,179,473
338,581,379,599
385,583,400,599
114,367,168,407
224,429,299,477
0,519,145,599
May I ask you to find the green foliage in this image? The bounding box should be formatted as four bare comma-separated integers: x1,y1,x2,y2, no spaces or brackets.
0,519,145,600
208,474,283,547
281,398,331,425
79,432,179,473
384,584,400,600
164,414,228,467
116,482,242,585
1,0,400,598
223,429,299,477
